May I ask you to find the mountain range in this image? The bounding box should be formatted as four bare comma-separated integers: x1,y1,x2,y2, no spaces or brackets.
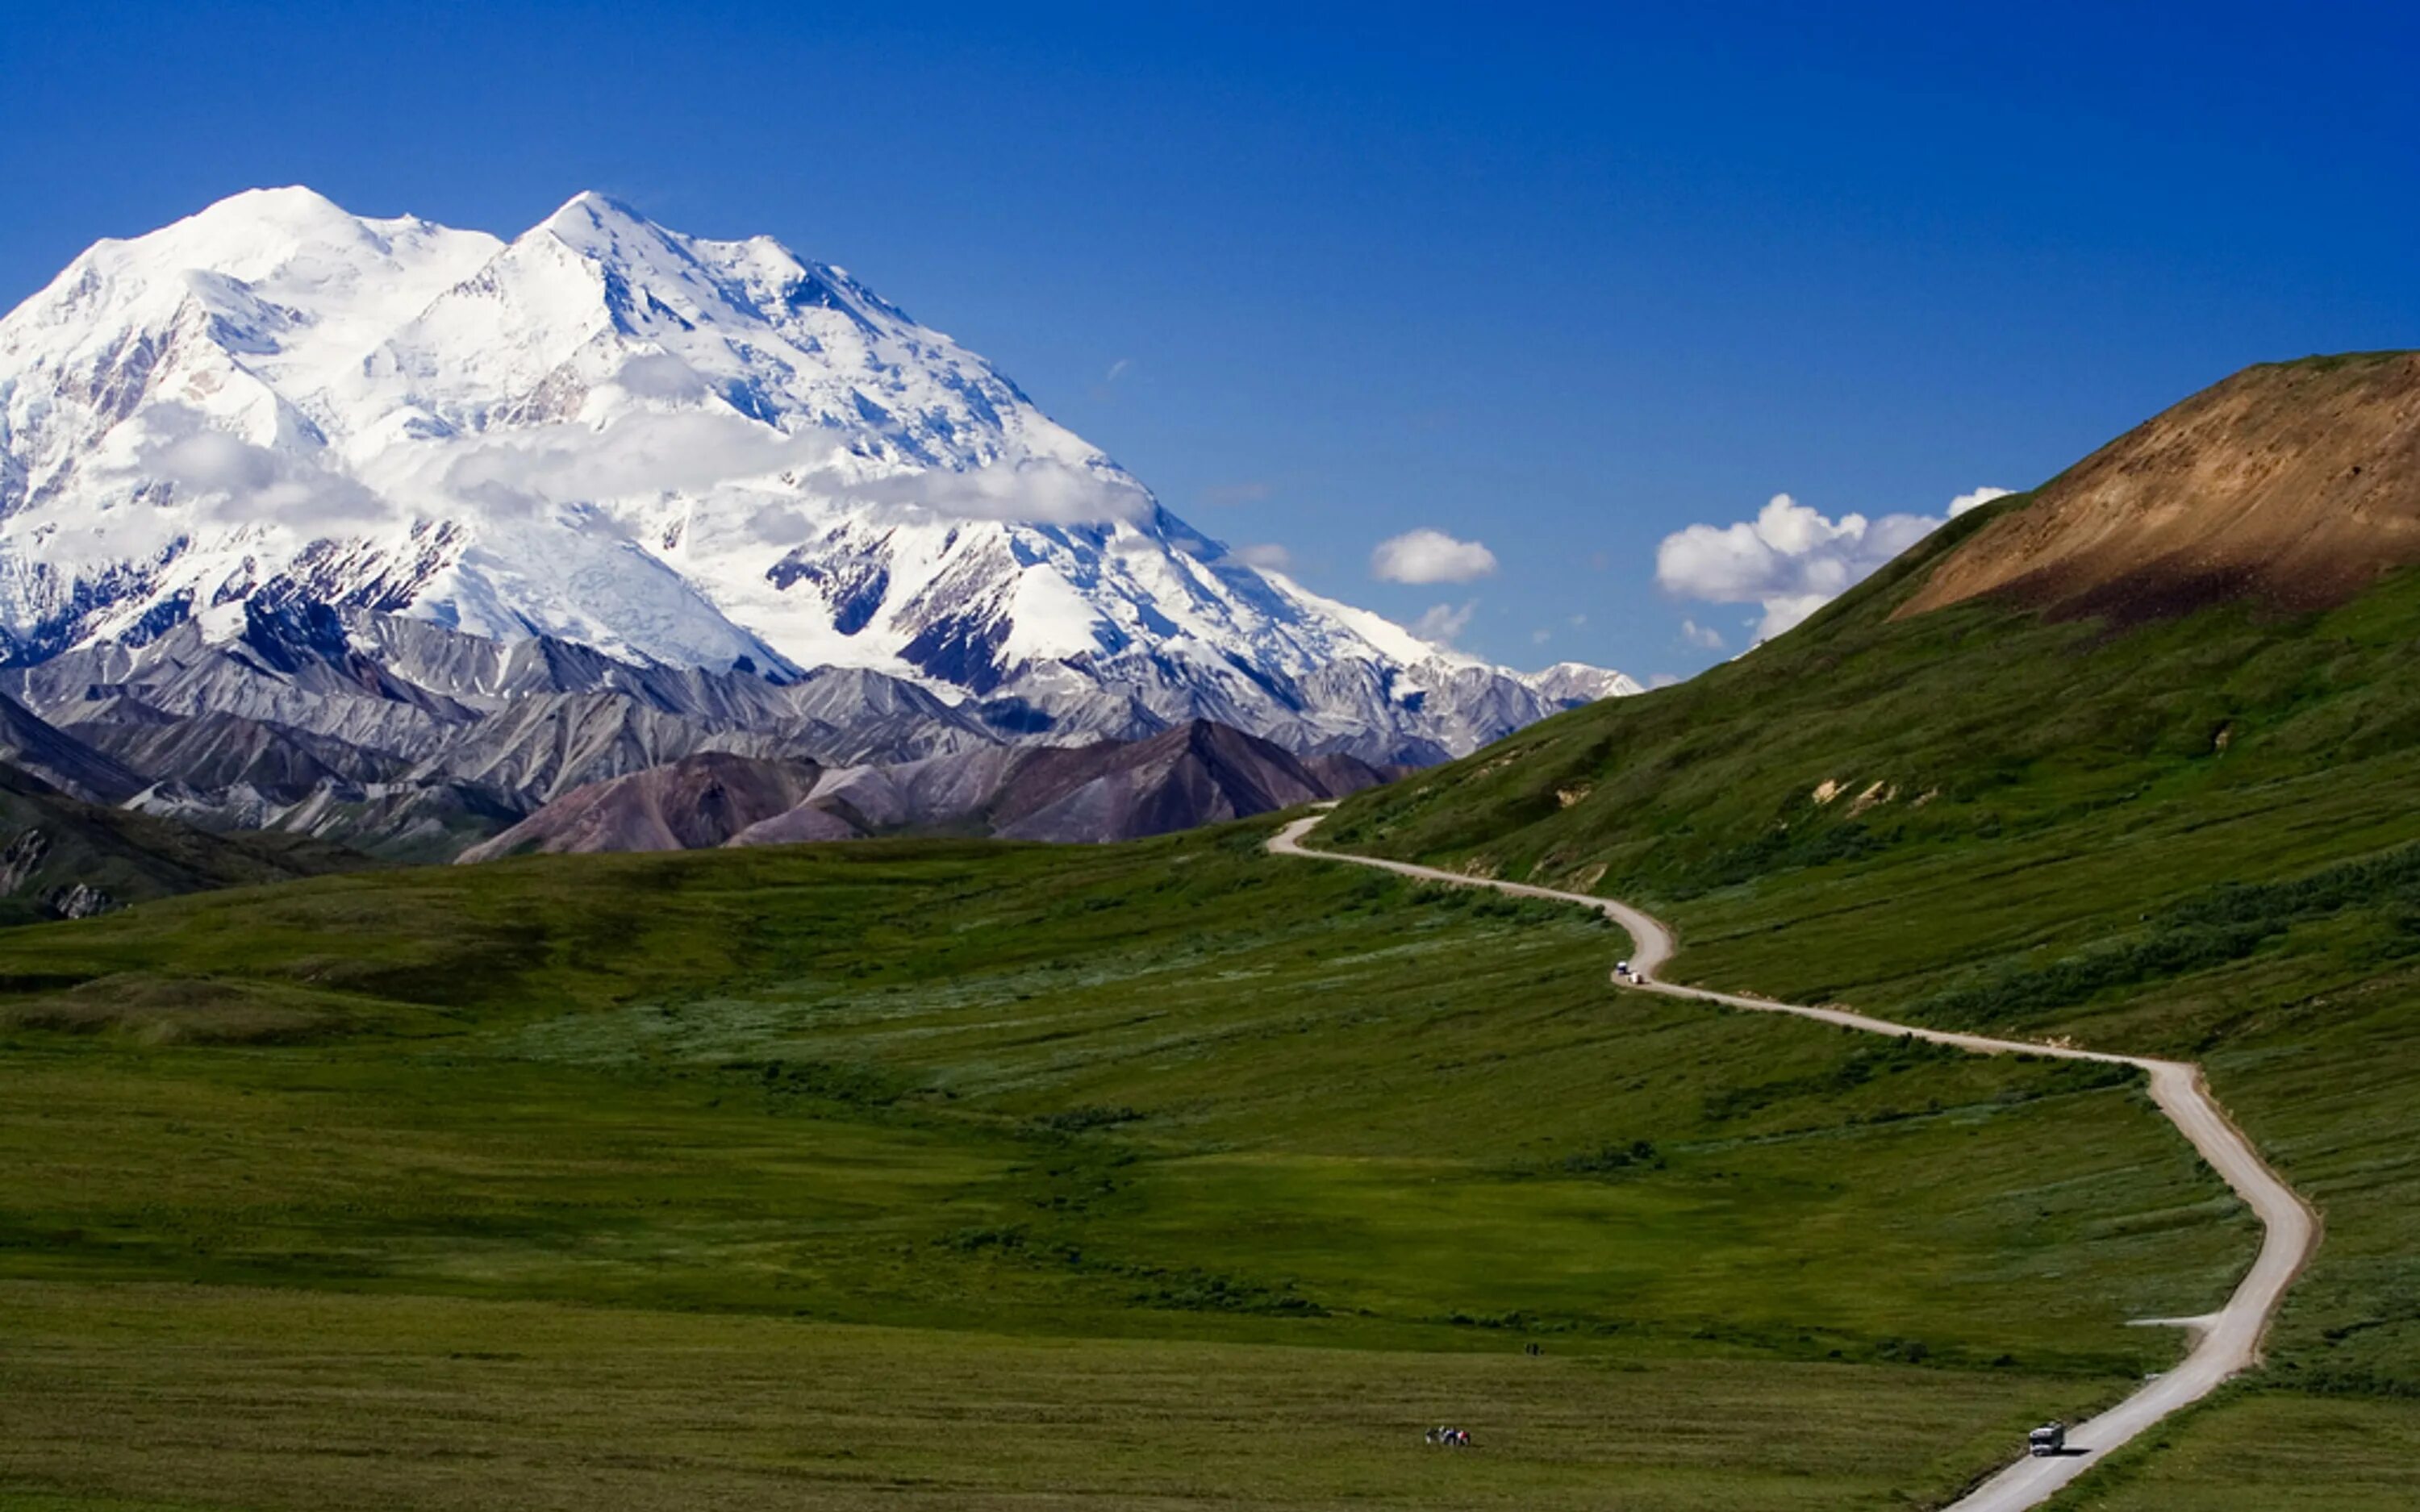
459,719,1396,860
0,186,1635,860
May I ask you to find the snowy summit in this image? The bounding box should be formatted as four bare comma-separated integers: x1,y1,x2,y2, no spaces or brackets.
0,188,1634,759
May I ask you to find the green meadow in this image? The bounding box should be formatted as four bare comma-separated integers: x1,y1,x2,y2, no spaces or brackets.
2,825,2245,1510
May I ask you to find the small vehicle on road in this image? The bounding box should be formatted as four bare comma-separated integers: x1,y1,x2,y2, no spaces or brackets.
2028,1421,2067,1456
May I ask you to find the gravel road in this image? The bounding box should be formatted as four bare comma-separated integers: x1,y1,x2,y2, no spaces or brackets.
1268,812,2318,1510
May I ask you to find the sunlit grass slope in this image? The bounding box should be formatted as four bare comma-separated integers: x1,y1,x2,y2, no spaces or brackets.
1328,494,2420,1498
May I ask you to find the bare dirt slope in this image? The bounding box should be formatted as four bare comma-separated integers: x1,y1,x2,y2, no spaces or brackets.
1900,351,2420,623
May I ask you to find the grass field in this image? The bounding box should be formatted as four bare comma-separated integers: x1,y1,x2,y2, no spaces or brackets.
0,1281,2085,1512
0,824,2249,1509
2037,1387,2420,1512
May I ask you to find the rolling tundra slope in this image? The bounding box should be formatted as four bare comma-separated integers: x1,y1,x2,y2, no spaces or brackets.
0,823,2246,1508
1328,350,2420,1506
1271,810,2316,1512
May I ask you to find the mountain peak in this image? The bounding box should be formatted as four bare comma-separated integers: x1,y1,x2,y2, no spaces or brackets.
0,190,1638,761
529,190,690,274
85,185,380,273
540,190,655,237
199,184,354,223
155,186,465,268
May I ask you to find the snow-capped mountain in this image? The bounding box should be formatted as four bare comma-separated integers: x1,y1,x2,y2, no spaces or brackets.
0,187,1634,763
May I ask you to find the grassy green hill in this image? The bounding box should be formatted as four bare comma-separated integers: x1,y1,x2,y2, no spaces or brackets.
0,761,372,926
1322,394,2420,1501
0,825,2247,1510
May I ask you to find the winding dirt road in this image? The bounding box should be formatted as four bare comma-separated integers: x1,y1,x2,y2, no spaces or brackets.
1268,812,2318,1511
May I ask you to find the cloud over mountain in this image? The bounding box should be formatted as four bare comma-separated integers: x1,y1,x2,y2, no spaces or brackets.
1371,528,1498,584
832,456,1155,526
1656,489,2009,641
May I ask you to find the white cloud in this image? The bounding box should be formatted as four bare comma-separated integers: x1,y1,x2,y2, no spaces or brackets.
1531,626,1552,645
422,414,1149,529
1655,488,2008,642
139,407,394,532
1104,357,1132,383
421,412,841,518
830,456,1155,527
111,402,1164,558
1679,617,1725,651
613,352,709,400
1371,527,1498,584
1950,485,2015,517
1233,541,1295,572
1408,600,1478,645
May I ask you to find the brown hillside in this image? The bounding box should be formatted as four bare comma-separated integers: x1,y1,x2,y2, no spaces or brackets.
456,752,825,861
1898,351,2420,623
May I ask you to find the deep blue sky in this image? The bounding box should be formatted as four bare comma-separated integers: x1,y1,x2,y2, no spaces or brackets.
6,2,2415,679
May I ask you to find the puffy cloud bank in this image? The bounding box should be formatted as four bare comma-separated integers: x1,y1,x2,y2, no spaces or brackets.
132,398,1162,546
426,413,841,517
1655,489,2009,642
835,456,1155,527
1371,527,1498,584
144,423,392,531
431,413,1152,528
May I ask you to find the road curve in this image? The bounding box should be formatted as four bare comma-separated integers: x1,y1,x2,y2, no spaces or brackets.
1267,811,2318,1512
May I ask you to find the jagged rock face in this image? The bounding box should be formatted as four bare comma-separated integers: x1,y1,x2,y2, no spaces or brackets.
1,600,1012,856
0,827,50,895
0,187,1634,764
0,593,1446,861
48,881,115,919
0,831,119,916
